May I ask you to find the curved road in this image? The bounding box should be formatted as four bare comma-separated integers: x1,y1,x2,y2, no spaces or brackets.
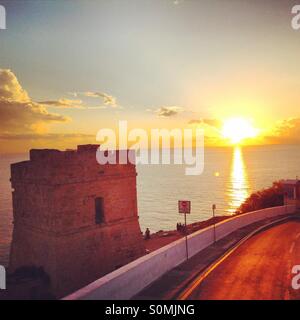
184,220,300,300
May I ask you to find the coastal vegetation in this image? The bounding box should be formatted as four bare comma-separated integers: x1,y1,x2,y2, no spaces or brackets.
237,181,284,214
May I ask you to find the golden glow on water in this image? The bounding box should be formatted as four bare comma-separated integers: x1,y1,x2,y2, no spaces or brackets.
228,146,250,214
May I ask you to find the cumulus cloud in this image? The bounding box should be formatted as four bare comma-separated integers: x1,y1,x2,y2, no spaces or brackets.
273,118,300,136
0,69,69,134
188,118,222,128
154,106,184,117
85,105,108,110
70,91,117,107
264,118,300,144
188,118,223,143
38,98,83,109
0,69,29,102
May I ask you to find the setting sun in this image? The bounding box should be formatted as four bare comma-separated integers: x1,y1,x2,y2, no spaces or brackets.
222,117,259,145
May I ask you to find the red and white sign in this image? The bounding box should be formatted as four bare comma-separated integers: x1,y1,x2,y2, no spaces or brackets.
178,200,191,214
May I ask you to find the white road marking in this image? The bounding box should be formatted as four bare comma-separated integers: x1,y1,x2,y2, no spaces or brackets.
295,232,300,240
290,242,296,254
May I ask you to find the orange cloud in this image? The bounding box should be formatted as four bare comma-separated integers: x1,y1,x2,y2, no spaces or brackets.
0,69,69,134
70,91,117,107
262,118,300,144
154,106,184,117
38,98,83,109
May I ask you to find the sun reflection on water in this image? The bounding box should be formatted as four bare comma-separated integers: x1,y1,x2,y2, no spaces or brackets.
227,146,250,214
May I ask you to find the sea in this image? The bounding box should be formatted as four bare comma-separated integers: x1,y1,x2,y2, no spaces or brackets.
1,144,300,266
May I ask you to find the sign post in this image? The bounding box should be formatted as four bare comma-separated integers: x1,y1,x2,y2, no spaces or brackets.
212,204,216,243
178,200,191,260
284,192,288,214
0,265,6,290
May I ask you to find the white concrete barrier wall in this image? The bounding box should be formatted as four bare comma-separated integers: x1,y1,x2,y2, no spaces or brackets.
64,204,296,300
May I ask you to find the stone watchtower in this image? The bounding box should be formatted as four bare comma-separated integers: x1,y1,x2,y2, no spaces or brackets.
9,145,145,298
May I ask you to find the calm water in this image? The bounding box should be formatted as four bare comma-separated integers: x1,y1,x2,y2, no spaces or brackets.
1,145,300,266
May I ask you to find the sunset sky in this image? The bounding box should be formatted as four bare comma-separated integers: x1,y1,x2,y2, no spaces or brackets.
1,0,300,152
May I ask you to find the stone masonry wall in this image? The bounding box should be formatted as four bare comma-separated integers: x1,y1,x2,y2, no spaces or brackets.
9,145,145,297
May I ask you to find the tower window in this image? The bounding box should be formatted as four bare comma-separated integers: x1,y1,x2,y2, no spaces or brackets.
95,197,104,224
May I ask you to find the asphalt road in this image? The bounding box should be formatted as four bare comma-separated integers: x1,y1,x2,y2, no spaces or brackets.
185,220,300,300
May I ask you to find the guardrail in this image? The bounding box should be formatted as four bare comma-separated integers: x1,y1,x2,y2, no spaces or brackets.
64,204,296,300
